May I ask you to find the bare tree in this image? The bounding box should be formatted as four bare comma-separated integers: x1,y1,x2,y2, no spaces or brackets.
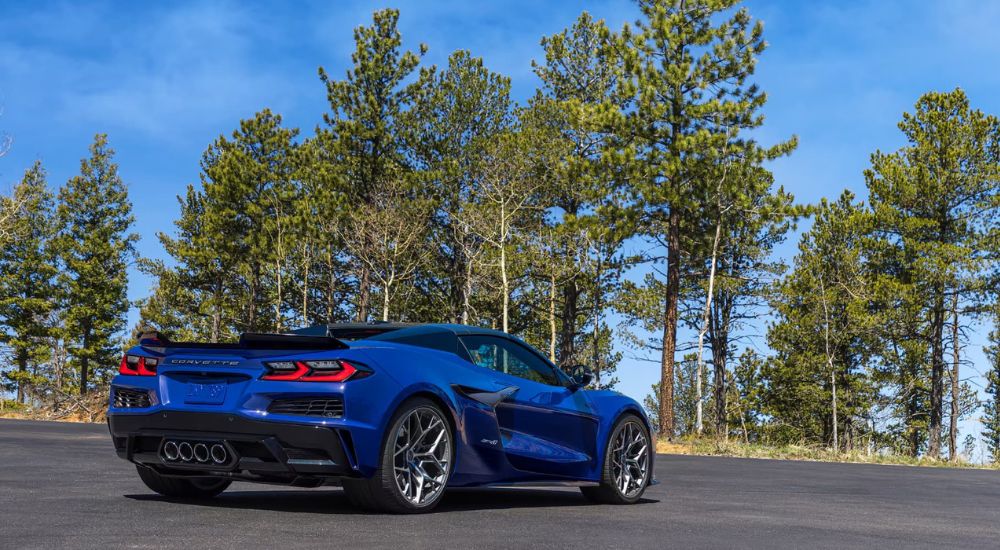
460,132,541,332
340,184,432,322
0,105,19,243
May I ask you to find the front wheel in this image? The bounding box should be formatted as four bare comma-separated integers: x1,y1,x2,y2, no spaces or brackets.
135,464,231,498
342,397,453,513
581,414,652,504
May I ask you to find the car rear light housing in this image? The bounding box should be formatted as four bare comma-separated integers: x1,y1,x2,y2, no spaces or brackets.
262,359,370,382
119,354,159,376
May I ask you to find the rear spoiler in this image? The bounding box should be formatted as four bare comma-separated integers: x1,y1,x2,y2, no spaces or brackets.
137,330,349,350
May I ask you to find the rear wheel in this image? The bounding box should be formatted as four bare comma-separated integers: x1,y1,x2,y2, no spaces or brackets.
342,397,453,513
581,414,651,504
135,464,231,498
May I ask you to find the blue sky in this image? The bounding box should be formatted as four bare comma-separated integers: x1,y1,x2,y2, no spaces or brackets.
1,0,998,440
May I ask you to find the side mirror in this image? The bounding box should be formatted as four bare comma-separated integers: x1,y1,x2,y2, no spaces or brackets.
568,364,594,390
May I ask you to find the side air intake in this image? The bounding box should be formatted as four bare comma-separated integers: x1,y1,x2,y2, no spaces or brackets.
112,387,152,408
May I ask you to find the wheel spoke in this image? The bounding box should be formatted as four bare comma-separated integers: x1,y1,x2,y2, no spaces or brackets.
392,407,451,506
611,421,648,498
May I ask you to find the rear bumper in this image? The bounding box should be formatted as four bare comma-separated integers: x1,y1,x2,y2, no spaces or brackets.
108,411,360,484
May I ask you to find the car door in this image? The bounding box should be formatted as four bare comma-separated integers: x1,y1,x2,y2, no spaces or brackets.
458,334,599,478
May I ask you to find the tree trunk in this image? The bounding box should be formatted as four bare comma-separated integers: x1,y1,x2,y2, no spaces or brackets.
819,274,837,451
593,260,604,388
79,356,89,396
710,303,728,438
326,245,337,323
356,264,371,322
275,259,283,332
450,238,467,324
249,263,260,330
928,290,946,458
659,207,681,438
500,243,509,333
16,352,27,404
549,272,557,362
906,366,921,457
209,277,222,343
949,295,960,462
302,260,310,325
461,260,472,325
54,344,64,390
695,213,723,435
79,322,91,396
558,279,579,366
382,278,392,322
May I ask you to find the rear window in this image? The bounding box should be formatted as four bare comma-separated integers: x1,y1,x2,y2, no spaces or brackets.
367,327,459,355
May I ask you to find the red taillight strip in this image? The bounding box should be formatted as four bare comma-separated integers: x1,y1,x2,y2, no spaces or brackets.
262,360,366,382
300,361,358,382
261,361,311,381
119,355,136,375
119,355,159,376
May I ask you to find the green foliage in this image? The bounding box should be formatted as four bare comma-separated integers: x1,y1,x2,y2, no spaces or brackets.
765,192,879,448
407,49,512,324
0,162,58,402
608,0,796,435
56,134,137,394
866,89,1000,456
526,12,631,372
984,315,1000,462
142,110,302,340
316,8,425,321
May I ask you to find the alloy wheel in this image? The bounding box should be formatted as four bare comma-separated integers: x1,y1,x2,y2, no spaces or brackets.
392,407,451,506
611,420,649,498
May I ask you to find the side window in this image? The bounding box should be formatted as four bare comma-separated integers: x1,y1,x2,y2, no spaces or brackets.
460,335,560,386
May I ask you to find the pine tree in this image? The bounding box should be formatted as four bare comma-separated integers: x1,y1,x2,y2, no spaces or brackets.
766,192,879,448
866,89,1000,457
0,161,57,403
528,11,624,365
731,348,766,443
683,162,801,437
407,49,512,324
317,8,424,321
608,0,794,435
288,139,350,327
151,110,300,338
56,135,137,395
142,185,227,341
983,312,1000,463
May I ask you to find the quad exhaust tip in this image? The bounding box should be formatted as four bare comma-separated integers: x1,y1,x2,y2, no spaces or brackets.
193,443,209,462
210,444,227,464
161,440,227,465
163,441,179,461
177,442,193,461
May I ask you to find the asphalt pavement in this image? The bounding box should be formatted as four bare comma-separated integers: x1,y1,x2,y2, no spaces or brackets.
1,418,998,549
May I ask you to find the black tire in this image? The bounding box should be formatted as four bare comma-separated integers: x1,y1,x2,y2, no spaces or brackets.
581,413,652,504
342,397,454,514
135,464,231,498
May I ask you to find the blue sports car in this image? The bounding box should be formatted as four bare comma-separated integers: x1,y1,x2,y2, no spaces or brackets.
107,323,654,513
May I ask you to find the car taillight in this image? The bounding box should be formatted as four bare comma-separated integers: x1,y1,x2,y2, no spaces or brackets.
119,354,159,376
262,360,369,382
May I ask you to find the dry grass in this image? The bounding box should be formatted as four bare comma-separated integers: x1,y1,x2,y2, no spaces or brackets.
0,409,105,423
0,397,107,423
657,437,999,469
